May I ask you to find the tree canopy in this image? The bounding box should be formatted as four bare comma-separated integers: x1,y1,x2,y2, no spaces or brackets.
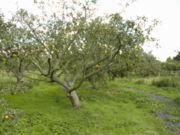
0,0,157,107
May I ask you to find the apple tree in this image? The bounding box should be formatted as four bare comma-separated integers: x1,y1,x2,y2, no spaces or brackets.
12,1,156,107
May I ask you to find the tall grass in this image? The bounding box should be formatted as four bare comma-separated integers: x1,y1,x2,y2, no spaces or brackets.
152,77,178,87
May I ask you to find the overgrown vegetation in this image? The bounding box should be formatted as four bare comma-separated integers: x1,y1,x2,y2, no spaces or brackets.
152,78,178,87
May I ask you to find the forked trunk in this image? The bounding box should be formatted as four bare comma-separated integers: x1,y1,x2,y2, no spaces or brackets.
68,91,81,107
51,73,81,107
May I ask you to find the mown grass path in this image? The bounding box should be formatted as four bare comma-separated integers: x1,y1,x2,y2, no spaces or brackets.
121,86,180,135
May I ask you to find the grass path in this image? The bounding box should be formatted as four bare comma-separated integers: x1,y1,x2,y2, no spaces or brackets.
120,86,180,135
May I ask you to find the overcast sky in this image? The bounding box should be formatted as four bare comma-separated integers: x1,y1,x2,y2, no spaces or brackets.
0,0,180,61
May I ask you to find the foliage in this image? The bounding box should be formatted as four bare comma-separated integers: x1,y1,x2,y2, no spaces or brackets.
3,0,156,106
161,61,180,73
0,0,157,107
173,51,180,61
0,71,39,96
152,78,178,87
133,52,161,77
107,47,143,78
162,52,180,74
0,14,33,91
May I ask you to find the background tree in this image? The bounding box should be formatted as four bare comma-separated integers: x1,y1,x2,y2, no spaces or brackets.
162,51,180,74
0,14,33,94
107,46,143,78
173,51,180,61
133,51,161,77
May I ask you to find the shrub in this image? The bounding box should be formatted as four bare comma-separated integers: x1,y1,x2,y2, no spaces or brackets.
135,79,145,84
152,78,178,87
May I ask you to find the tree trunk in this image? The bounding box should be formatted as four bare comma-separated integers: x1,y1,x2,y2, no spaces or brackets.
51,73,81,107
16,75,22,84
68,91,81,107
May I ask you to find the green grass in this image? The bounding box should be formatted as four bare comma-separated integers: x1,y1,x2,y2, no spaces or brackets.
114,77,180,100
1,73,179,135
0,82,170,135
110,77,180,133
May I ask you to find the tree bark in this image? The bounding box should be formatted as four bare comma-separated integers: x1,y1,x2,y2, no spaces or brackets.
16,74,22,83
51,71,81,107
68,91,81,107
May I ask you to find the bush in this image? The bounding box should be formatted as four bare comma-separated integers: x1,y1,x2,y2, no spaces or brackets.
135,79,145,84
152,78,178,87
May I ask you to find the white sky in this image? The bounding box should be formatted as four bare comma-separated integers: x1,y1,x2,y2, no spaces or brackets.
0,0,180,61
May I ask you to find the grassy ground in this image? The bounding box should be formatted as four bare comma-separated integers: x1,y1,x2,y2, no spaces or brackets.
0,73,179,135
115,76,180,101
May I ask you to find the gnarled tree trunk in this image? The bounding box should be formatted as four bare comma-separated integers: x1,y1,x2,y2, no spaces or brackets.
68,91,81,107
52,73,81,107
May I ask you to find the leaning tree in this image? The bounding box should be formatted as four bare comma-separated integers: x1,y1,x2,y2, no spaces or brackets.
11,0,156,107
